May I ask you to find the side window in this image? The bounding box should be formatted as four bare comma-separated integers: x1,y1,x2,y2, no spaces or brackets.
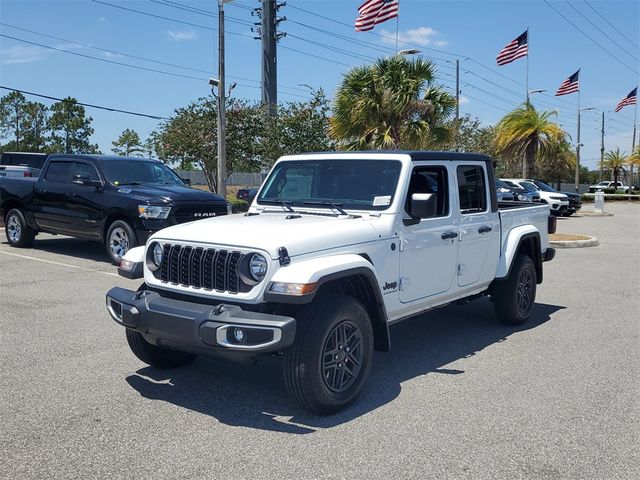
74,162,100,181
457,165,487,214
405,166,449,217
45,161,73,183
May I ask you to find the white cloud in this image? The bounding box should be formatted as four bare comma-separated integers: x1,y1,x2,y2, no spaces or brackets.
459,95,469,105
379,26,447,47
1,45,47,64
102,51,124,59
99,16,107,22
167,30,197,41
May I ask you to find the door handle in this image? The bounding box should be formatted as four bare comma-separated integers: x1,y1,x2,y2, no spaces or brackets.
478,225,492,234
441,231,458,240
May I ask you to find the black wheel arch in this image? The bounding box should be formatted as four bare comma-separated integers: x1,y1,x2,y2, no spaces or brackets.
265,267,390,352
500,232,543,285
103,212,137,244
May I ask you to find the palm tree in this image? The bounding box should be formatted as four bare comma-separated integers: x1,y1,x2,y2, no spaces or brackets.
330,56,456,150
600,147,627,186
537,137,576,187
494,103,564,178
627,146,640,188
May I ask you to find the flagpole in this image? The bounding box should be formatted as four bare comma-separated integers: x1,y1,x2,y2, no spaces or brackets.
395,9,399,54
632,97,637,187
576,89,581,193
526,27,530,104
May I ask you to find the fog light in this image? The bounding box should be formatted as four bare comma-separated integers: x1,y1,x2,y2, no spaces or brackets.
233,328,245,343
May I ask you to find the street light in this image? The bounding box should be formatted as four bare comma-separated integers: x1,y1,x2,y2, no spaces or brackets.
576,106,595,192
398,49,421,56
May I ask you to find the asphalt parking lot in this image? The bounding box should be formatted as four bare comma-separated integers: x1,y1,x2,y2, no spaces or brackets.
1,203,638,480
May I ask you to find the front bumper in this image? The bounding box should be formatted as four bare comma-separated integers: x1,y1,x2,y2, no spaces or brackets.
106,287,296,362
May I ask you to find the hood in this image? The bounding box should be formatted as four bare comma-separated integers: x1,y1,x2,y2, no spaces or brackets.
560,191,581,200
116,184,226,204
151,212,381,258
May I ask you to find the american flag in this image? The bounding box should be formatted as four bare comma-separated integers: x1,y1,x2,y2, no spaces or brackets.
615,87,637,112
355,0,399,32
555,70,580,96
496,30,528,66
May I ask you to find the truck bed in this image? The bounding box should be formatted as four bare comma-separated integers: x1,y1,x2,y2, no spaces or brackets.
498,202,551,253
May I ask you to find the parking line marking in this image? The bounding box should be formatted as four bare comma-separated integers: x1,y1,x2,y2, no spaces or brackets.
0,250,118,276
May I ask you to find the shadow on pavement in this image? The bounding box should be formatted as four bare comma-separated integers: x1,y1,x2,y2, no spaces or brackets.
3,236,113,264
125,298,564,434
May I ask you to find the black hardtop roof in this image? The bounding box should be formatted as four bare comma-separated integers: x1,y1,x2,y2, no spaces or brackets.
47,154,160,163
289,150,494,163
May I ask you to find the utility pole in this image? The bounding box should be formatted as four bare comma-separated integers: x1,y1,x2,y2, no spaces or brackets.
254,1,285,116
455,59,460,121
575,105,581,193
600,111,605,181
216,0,228,199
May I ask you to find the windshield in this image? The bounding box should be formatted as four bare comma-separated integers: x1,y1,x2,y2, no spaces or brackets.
597,181,610,186
258,159,402,211
520,181,540,192
99,160,185,186
532,180,556,192
496,179,511,189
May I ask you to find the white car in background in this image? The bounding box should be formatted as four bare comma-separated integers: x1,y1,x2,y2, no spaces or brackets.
502,178,569,215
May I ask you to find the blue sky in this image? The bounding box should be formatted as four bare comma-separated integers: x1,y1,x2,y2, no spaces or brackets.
1,0,638,170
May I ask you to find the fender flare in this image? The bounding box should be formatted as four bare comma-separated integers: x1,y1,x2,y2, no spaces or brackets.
495,225,542,281
264,254,390,351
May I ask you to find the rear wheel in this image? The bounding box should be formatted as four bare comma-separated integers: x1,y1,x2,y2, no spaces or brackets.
125,329,197,369
106,220,137,264
284,294,374,415
493,254,537,325
4,208,35,247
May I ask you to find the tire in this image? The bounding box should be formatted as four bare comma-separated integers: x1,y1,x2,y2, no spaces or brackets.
493,254,537,326
284,293,374,415
4,208,35,248
106,219,137,264
125,329,197,369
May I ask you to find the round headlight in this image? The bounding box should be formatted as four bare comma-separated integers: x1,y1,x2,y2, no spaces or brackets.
148,242,163,271
249,253,268,281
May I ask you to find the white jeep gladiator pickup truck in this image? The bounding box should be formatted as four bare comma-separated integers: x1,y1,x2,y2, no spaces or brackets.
106,151,556,414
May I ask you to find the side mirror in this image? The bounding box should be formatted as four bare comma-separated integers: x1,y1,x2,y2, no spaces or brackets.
182,177,192,186
410,193,437,219
73,174,102,188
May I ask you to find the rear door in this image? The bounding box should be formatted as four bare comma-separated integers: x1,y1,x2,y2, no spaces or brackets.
398,164,459,303
33,160,75,232
456,164,500,287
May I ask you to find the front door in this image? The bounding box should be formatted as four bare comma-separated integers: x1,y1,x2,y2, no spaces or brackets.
64,161,105,239
456,164,500,287
399,165,458,303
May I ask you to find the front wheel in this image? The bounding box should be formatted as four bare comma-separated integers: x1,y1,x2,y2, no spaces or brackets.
5,208,35,248
106,220,137,264
125,330,197,369
284,294,374,415
492,254,537,325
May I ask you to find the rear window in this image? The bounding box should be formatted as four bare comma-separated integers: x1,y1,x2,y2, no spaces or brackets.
0,153,47,169
457,165,487,214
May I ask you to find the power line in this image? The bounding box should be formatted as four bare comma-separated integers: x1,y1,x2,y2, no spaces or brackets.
0,22,308,94
584,1,638,49
0,85,170,120
0,33,310,100
148,0,254,27
563,0,638,62
543,0,639,75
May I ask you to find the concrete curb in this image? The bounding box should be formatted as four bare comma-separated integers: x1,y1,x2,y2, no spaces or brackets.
576,211,614,217
550,235,599,248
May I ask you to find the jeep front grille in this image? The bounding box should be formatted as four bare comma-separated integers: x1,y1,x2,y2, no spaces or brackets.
159,244,243,294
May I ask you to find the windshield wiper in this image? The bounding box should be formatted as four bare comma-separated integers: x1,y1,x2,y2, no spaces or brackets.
118,182,143,186
303,201,348,216
259,198,295,212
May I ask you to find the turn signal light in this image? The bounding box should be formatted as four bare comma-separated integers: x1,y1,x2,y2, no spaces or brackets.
269,282,318,295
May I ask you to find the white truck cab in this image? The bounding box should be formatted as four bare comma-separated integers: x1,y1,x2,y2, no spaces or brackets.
107,151,556,414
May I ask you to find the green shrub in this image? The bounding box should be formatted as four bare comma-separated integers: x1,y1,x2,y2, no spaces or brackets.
227,195,249,213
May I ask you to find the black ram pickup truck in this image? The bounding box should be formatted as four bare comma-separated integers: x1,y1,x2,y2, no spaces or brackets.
0,154,229,263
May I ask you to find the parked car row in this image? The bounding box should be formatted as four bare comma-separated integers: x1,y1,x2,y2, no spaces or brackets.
495,177,581,216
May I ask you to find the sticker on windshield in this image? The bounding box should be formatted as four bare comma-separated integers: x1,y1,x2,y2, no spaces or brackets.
373,195,391,206
117,188,132,194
